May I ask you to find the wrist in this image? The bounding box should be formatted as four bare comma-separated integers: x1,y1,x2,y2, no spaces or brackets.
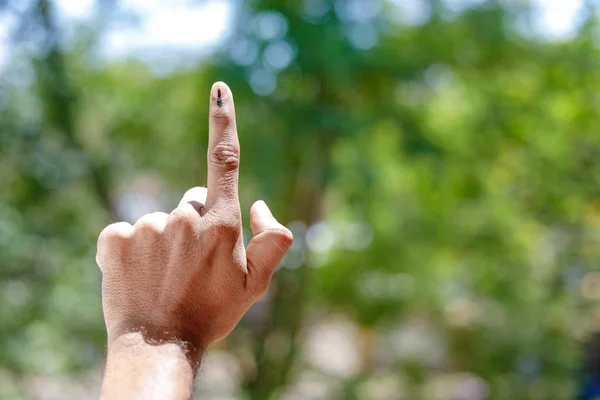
107,324,205,367
102,332,200,400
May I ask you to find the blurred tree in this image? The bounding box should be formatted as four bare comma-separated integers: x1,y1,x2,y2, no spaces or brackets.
1,0,600,399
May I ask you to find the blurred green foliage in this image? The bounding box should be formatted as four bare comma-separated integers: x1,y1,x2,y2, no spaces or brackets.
1,0,600,399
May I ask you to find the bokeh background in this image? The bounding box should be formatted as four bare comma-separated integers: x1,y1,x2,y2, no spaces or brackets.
1,0,599,398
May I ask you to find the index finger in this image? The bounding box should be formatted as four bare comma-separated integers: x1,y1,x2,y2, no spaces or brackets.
205,81,240,209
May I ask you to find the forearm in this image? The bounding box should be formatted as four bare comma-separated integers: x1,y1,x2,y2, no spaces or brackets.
101,332,201,400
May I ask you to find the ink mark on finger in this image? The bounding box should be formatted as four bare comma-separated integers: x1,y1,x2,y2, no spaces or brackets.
217,88,223,107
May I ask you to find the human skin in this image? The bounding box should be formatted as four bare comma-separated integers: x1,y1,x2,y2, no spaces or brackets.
96,82,293,400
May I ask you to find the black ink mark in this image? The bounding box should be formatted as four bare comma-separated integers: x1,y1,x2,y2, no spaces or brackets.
217,88,222,107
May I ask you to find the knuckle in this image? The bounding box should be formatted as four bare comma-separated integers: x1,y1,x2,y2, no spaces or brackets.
210,143,240,171
98,222,133,244
273,228,294,251
135,212,167,234
97,223,132,269
212,108,233,126
169,208,199,229
261,228,294,254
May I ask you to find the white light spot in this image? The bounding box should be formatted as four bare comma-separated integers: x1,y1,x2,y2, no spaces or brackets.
305,319,361,377
0,14,18,73
194,351,242,394
302,0,331,20
139,2,230,48
254,11,289,41
442,0,486,14
580,272,600,300
444,298,478,326
454,375,489,400
343,221,373,251
264,40,294,70
54,0,95,20
101,0,232,62
229,38,259,66
249,68,277,96
335,0,381,22
531,0,584,41
390,0,431,26
346,0,382,22
381,321,446,366
114,175,165,223
346,23,378,50
282,248,305,269
306,221,336,253
287,221,308,250
283,221,307,269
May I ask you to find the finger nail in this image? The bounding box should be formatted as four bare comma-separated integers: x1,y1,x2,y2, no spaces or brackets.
211,82,229,107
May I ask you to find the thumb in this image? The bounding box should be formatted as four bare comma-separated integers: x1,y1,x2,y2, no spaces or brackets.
246,200,293,296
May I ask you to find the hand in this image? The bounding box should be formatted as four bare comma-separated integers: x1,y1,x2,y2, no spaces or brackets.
96,82,293,363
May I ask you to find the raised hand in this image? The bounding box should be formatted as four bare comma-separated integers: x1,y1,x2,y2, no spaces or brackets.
96,82,292,399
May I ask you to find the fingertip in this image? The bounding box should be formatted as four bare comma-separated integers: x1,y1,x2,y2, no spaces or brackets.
250,200,287,236
251,200,273,218
207,80,237,151
211,81,231,104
